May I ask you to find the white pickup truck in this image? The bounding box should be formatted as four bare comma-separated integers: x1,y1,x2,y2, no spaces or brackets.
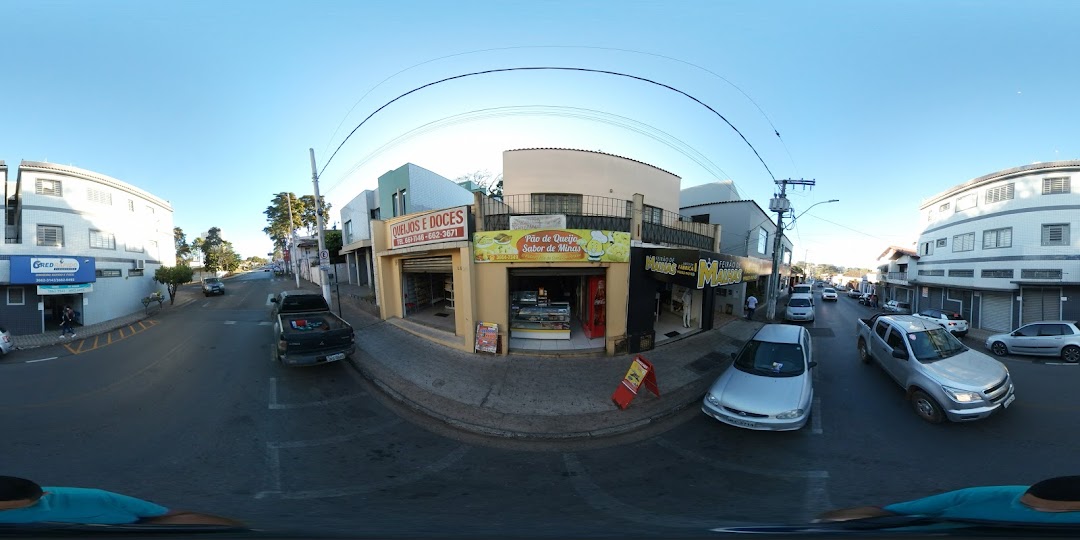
855,314,1015,423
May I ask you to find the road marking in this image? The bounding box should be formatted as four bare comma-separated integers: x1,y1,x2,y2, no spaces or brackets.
256,445,468,500
267,448,282,492
63,320,159,355
92,335,100,349
268,377,279,404
266,294,275,306
202,302,210,308
258,321,273,326
269,393,368,410
654,439,828,479
1045,362,1079,366
811,396,823,435
224,321,237,325
268,419,401,449
25,357,58,364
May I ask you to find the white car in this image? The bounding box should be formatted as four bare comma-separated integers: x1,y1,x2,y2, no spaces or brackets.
912,308,969,337
821,287,838,301
883,300,912,314
702,324,816,431
0,326,13,356
986,321,1080,363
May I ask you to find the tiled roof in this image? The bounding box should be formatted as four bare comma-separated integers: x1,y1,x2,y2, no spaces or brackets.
505,148,679,178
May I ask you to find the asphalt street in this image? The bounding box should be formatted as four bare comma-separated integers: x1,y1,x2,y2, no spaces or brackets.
3,274,1079,537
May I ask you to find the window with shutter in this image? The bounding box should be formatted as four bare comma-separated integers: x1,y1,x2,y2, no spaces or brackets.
983,227,1012,249
951,233,975,252
89,230,116,249
984,183,1014,204
1043,177,1071,195
36,225,63,246
87,187,113,205
955,193,977,211
1042,224,1070,246
35,179,63,196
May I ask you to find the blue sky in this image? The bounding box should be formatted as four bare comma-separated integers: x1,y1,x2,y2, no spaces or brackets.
2,0,1076,267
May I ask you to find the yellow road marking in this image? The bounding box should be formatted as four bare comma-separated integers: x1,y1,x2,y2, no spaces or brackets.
138,321,148,330
64,343,78,354
64,319,161,355
107,333,113,345
128,325,136,334
92,335,100,349
118,328,125,338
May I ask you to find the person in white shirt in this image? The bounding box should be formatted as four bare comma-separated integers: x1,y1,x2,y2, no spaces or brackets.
745,295,759,320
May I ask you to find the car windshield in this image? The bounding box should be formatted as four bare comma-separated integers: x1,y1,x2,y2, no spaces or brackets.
734,339,806,377
204,278,221,284
824,288,836,293
908,327,968,362
789,298,812,307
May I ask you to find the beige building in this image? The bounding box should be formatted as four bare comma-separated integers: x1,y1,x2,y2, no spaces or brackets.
371,149,720,356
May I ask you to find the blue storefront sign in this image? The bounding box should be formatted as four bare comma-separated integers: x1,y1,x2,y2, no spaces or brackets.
9,256,97,285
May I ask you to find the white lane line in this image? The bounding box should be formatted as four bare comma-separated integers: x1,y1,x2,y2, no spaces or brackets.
268,377,279,406
224,321,237,325
803,474,834,523
258,321,273,326
563,453,748,530
25,357,58,364
654,438,828,479
267,447,282,492
265,294,275,306
811,396,823,435
1045,362,1079,366
201,302,210,308
255,445,469,500
268,418,402,449
268,392,368,410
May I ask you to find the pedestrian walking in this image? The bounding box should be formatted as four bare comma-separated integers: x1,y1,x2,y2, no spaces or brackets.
60,305,76,338
745,295,758,320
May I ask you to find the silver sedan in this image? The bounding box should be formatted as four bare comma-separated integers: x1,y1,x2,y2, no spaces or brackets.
702,324,816,431
986,321,1080,363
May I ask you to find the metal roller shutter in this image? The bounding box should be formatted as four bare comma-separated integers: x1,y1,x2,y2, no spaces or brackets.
1021,287,1061,325
401,256,453,273
980,292,1012,332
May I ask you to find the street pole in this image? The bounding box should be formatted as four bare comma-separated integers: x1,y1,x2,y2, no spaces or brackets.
285,193,300,289
765,191,788,321
309,148,332,306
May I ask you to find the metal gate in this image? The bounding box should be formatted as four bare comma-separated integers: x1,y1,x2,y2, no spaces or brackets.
980,292,1012,332
401,256,453,273
1021,287,1061,325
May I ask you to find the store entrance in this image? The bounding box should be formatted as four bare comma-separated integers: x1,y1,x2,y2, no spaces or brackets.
43,294,81,331
508,269,606,353
401,256,455,334
652,282,701,344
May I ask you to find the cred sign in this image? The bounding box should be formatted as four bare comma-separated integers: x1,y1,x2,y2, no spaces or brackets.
390,206,469,249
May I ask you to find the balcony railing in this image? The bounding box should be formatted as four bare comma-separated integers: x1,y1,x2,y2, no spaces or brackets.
643,207,714,250
886,272,911,281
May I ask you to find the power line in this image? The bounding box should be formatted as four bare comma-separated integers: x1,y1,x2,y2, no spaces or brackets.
320,45,799,175
318,66,777,183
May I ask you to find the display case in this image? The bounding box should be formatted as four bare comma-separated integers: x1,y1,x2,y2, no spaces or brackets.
511,303,571,340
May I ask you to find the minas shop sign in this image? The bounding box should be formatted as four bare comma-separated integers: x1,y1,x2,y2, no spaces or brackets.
390,206,469,249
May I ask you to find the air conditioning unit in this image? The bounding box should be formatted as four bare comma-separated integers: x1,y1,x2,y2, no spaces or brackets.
135,260,145,270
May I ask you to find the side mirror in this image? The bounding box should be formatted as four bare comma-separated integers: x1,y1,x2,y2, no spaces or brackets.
1010,331,1019,337
891,348,909,360
808,361,818,369
271,298,279,303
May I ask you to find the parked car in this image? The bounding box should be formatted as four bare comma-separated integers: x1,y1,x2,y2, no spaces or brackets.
792,284,812,295
271,290,356,367
855,314,1014,423
202,277,225,296
858,292,873,305
702,324,816,431
0,326,13,356
986,321,1080,363
821,287,838,301
912,308,969,337
784,296,815,322
883,300,912,314
847,289,863,299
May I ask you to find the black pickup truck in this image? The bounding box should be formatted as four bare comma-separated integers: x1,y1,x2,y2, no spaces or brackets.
270,290,355,367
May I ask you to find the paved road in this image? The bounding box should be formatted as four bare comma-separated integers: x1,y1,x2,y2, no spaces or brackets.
4,276,1079,536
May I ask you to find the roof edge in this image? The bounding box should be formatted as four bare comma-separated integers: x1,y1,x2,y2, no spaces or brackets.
19,160,173,210
505,148,680,178
920,160,1080,208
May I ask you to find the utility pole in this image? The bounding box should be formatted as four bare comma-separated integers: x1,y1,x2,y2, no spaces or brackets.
285,193,300,289
310,148,332,306
766,178,816,320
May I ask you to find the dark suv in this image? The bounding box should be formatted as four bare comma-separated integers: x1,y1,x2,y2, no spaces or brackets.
202,277,225,296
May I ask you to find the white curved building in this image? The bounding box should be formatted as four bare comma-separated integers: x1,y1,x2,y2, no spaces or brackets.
1,161,174,335
911,161,1080,332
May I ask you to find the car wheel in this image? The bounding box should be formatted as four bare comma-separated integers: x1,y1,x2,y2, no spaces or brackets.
1062,345,1080,364
857,338,870,364
911,390,945,424
991,341,1008,357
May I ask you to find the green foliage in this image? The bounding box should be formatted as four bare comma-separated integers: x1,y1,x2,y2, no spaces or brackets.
298,195,332,235
263,192,304,251
323,230,345,263
174,227,192,265
153,265,194,304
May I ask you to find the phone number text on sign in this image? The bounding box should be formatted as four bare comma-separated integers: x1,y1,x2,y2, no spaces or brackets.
394,228,465,247
390,206,468,248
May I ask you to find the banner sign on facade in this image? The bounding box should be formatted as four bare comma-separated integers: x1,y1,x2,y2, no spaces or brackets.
473,229,630,263
643,248,743,289
390,206,469,249
9,256,97,285
509,214,566,230
37,283,94,295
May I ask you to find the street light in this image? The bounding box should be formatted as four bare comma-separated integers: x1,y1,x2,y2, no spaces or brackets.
765,198,840,320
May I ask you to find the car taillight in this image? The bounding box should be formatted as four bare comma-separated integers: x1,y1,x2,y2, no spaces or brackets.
1,335,9,343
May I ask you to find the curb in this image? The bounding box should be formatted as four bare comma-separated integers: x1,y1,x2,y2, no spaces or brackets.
13,310,156,351
349,352,716,441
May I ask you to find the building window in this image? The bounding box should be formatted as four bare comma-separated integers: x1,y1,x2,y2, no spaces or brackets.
948,269,974,278
1021,269,1063,280
369,208,380,220
936,238,947,248
399,189,407,215
391,193,399,217
89,230,116,250
983,227,1012,249
87,187,113,205
952,233,975,252
1041,224,1070,246
690,214,709,224
35,179,63,197
531,193,583,215
981,269,1014,278
344,220,353,244
145,205,155,214
128,199,135,212
95,269,122,278
7,287,25,305
984,183,1015,204
955,193,977,212
757,228,768,254
642,204,663,224
919,241,933,256
126,239,145,252
36,225,63,247
129,269,144,277
1043,177,1071,195
938,202,950,212
918,269,945,276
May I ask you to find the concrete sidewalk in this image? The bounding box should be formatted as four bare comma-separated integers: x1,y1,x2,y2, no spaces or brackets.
288,277,764,440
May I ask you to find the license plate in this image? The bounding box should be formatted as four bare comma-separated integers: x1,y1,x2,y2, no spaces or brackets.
326,352,346,362
1003,394,1015,409
724,416,758,428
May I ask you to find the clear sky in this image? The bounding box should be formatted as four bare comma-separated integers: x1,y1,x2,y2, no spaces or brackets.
2,0,1077,268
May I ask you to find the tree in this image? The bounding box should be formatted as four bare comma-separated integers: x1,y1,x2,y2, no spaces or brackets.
200,227,226,273
154,265,194,305
174,227,192,265
456,170,503,199
263,192,304,252
298,195,331,236
323,230,346,263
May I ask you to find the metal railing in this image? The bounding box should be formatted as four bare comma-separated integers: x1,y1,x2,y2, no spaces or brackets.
886,272,911,281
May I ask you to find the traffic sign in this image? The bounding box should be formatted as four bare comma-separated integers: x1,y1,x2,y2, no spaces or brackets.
319,250,329,261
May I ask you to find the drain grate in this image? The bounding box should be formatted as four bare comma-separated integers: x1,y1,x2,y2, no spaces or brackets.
434,313,450,317
688,351,729,373
664,330,682,338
